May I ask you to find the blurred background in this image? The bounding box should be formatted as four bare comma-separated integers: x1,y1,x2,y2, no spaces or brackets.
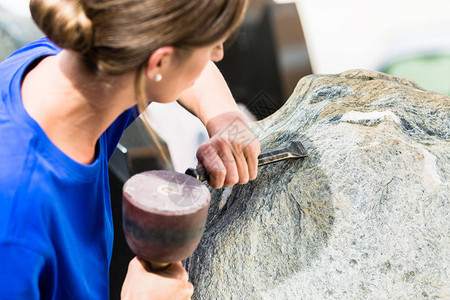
1,0,449,298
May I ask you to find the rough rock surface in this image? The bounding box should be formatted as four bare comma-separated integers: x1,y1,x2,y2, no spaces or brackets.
185,70,449,299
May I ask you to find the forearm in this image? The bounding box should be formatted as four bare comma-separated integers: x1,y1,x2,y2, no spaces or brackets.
178,61,241,128
179,63,260,189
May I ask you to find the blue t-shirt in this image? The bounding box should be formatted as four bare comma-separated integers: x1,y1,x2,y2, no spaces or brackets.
0,38,136,299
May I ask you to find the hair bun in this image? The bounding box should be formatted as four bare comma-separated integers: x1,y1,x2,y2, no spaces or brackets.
30,0,93,53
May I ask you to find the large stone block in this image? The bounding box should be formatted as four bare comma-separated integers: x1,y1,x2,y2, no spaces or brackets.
186,70,449,299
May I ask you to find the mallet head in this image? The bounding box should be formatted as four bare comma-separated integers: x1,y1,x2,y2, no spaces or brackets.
122,170,210,268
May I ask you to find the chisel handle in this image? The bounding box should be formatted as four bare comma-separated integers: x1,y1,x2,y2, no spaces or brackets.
185,166,209,182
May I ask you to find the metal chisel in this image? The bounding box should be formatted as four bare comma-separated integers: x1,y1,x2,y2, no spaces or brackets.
185,140,307,182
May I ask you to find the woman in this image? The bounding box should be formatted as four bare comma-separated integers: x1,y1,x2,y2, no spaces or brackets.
0,0,260,299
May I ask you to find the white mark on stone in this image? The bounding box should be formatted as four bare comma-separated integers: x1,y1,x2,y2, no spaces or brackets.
250,230,258,256
219,187,234,210
342,110,401,125
422,150,443,187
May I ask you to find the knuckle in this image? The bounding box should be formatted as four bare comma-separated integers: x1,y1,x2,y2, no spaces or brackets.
225,175,239,186
128,258,138,271
229,138,242,148
218,140,232,154
197,141,210,152
197,144,215,159
250,141,261,154
238,168,250,184
185,282,194,297
238,176,249,184
212,136,227,146
209,176,224,189
209,181,221,189
222,157,236,166
211,167,226,178
249,169,258,180
181,271,189,282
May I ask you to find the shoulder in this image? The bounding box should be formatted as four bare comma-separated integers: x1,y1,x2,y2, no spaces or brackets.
1,38,61,113
0,37,61,87
4,37,61,62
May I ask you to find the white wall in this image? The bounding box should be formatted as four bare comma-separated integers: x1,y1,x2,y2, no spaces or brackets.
0,0,30,17
295,0,450,73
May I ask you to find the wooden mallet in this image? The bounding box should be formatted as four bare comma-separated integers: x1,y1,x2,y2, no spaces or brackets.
122,170,210,271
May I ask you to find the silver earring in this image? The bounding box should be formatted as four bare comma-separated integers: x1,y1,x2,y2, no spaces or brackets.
154,74,162,82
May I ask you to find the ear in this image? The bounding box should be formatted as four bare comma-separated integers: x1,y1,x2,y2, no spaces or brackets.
146,46,175,79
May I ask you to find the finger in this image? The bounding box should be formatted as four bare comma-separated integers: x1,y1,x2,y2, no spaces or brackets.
163,262,189,281
206,154,227,189
230,142,249,184
197,144,226,188
216,143,239,187
132,257,149,274
244,142,260,181
245,151,258,181
176,281,194,300
185,282,194,297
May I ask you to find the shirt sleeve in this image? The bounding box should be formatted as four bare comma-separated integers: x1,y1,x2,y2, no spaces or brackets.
0,243,46,300
104,106,139,160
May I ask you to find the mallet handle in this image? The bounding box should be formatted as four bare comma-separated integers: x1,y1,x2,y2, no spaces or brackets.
144,261,171,272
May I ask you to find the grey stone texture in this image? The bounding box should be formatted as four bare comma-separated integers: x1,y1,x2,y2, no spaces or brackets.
185,70,449,299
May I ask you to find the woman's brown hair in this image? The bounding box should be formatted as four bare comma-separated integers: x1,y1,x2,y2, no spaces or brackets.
29,0,248,111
